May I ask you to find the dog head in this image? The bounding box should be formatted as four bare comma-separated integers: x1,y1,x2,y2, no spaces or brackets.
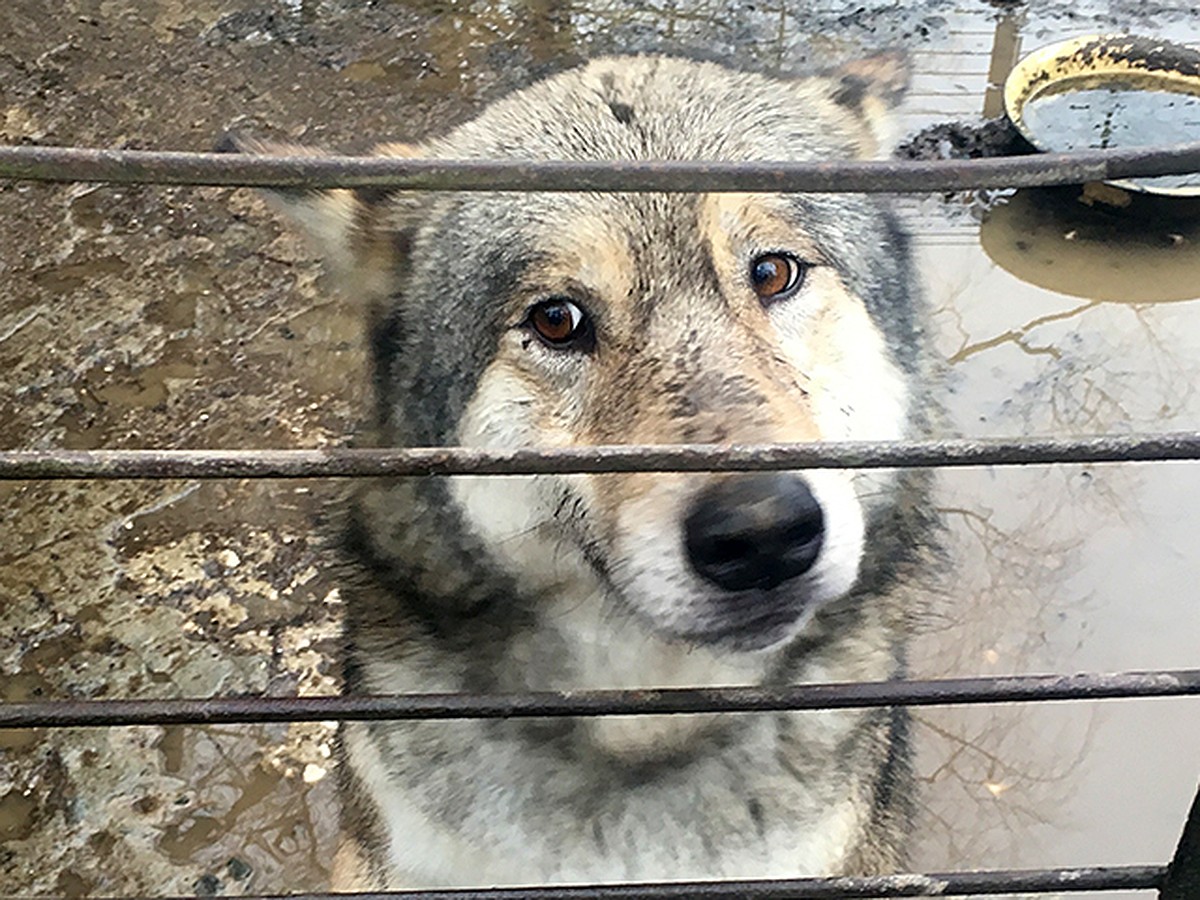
231,54,925,687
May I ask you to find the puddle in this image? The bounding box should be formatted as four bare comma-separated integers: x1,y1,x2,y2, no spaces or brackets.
157,727,186,775
53,869,94,899
0,672,51,751
0,790,41,843
981,186,1200,301
1,2,1199,899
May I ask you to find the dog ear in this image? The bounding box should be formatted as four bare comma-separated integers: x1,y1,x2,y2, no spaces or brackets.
215,133,425,262
819,51,910,158
215,133,425,311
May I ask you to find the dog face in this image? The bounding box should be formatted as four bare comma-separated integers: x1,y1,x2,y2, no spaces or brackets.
241,54,923,664
443,184,913,653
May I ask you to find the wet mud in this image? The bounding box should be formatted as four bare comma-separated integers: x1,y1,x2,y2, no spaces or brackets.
2,2,1199,898
896,116,1029,160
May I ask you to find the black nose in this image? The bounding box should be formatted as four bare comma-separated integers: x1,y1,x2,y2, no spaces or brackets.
684,474,824,592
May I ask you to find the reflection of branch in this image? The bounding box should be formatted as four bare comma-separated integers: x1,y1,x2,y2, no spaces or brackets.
915,711,1096,788
917,713,1025,777
937,505,1001,540
914,462,1121,867
912,708,1100,868
176,724,333,877
948,301,1097,364
1130,304,1199,415
921,492,1095,659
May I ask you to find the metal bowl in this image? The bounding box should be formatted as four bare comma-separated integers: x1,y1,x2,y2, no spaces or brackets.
1004,34,1200,196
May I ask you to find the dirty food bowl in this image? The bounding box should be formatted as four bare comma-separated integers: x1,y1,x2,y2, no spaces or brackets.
1004,34,1200,196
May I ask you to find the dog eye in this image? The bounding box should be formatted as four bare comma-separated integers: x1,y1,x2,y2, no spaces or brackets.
527,298,591,348
750,253,806,303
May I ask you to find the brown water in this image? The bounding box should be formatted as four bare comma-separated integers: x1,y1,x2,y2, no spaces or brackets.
1,2,1198,898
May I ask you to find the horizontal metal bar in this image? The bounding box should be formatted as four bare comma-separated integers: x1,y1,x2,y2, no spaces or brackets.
0,142,1198,192
3,670,1197,729
3,433,1200,480
0,865,1167,899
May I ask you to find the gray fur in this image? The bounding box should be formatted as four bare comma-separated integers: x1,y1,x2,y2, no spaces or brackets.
233,53,935,888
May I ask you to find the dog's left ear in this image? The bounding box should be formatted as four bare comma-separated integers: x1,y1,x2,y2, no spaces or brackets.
214,133,422,270
820,51,910,158
215,134,426,316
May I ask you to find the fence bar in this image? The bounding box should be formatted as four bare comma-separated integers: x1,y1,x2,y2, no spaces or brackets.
4,433,1200,480
1161,780,1200,900
0,865,1167,899
3,669,1197,729
0,142,1199,192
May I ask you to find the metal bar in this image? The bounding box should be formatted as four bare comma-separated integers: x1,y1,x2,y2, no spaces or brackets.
1161,780,1200,900
0,865,1167,899
0,142,1198,192
3,669,1197,729
3,433,1200,480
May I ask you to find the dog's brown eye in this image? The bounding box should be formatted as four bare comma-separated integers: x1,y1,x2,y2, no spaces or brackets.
750,253,805,302
528,298,589,348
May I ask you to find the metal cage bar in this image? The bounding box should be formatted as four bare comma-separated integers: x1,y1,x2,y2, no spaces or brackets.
3,669,1198,729
1,865,1169,899
4,432,1200,480
0,141,1199,192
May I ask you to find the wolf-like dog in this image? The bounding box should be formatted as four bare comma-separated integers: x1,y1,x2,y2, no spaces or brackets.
228,52,934,890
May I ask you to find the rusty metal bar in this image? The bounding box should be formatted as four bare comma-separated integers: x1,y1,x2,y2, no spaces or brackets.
2,433,1200,480
1,865,1167,899
3,669,1197,729
1161,780,1200,900
0,141,1198,192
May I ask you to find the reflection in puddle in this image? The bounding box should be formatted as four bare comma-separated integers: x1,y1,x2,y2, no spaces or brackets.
981,7,1024,118
981,187,1200,302
0,787,41,843
156,726,186,775
0,672,51,751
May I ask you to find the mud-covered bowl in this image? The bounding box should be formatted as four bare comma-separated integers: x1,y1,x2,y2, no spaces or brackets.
1004,34,1200,196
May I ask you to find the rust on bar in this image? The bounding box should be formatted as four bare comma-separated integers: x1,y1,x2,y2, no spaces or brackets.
0,142,1198,192
2,433,1200,480
2,669,1197,729
1,865,1168,899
